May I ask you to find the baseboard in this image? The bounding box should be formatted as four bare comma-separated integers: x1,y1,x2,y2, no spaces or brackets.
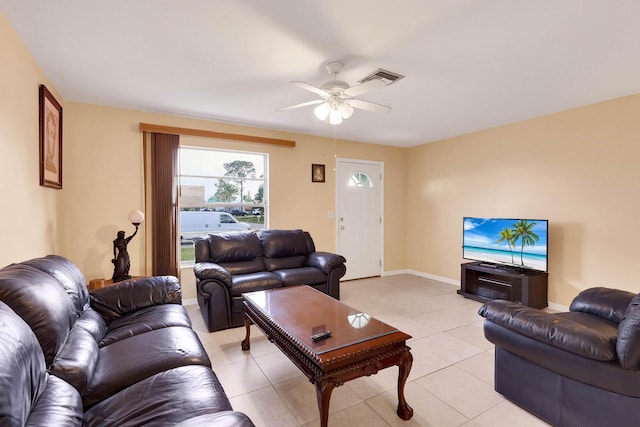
547,301,569,312
182,298,197,306
383,269,459,287
381,269,411,277
383,269,567,309
407,269,460,287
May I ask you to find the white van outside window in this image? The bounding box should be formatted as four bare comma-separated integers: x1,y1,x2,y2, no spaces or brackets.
180,211,251,243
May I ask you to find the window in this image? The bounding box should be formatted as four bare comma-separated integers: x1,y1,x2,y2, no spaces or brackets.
348,172,373,187
220,214,235,224
178,146,268,263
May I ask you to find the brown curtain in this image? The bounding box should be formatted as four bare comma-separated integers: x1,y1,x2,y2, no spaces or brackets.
149,133,179,276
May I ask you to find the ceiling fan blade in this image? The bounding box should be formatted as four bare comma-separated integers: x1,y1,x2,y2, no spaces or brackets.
343,79,386,97
276,99,324,112
291,81,330,97
349,98,392,113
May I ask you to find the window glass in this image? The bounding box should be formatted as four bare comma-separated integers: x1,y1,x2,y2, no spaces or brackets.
178,146,267,264
348,172,373,187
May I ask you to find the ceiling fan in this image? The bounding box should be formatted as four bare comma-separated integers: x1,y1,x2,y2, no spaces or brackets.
277,61,392,125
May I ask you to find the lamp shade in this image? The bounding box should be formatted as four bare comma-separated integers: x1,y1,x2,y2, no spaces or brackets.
338,102,354,119
314,103,331,120
329,109,343,125
128,210,145,225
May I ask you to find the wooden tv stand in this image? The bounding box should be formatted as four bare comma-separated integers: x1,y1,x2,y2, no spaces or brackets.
458,262,548,308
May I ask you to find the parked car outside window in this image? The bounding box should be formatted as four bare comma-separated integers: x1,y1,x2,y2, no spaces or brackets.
230,208,248,216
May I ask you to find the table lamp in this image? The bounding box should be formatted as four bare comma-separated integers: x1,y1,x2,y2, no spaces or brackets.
111,210,145,282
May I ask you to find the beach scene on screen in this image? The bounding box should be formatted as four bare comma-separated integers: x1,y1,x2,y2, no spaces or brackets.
463,218,548,271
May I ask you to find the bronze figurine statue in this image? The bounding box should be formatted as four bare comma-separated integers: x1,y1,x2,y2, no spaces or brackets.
111,227,139,282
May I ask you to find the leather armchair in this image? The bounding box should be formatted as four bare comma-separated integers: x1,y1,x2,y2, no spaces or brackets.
194,229,347,332
479,287,640,427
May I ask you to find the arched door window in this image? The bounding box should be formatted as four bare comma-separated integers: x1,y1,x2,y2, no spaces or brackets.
348,172,373,187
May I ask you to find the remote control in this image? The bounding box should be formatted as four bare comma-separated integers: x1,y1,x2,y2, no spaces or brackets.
311,330,332,341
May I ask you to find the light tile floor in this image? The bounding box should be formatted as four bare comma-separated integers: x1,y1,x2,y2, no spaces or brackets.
185,274,550,427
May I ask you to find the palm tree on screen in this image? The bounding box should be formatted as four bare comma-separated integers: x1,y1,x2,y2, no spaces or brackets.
497,228,517,264
512,220,539,266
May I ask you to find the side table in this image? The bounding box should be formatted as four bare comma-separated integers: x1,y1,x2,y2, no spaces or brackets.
88,276,143,291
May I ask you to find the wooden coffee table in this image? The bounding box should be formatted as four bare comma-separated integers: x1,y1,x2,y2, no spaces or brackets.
241,285,413,426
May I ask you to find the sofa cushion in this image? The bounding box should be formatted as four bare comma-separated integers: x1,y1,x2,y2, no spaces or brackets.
259,229,309,258
174,412,255,427
208,231,263,263
274,267,327,287
259,229,310,272
26,375,83,426
23,255,90,316
99,303,193,347
479,299,617,361
83,365,235,427
617,294,640,369
90,276,182,322
229,272,282,297
0,301,48,425
0,264,76,365
0,300,83,425
49,326,99,395
219,258,267,276
570,287,636,324
74,307,108,343
84,326,211,407
264,255,306,271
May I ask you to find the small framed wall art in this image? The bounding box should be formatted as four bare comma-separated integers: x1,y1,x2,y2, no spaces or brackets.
39,84,63,189
312,164,325,183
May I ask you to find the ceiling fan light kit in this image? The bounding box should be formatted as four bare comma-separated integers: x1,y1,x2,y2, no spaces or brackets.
314,102,331,121
277,61,395,125
329,110,342,125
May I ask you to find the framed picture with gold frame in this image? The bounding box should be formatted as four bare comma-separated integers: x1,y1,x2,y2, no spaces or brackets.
39,84,63,189
312,164,325,183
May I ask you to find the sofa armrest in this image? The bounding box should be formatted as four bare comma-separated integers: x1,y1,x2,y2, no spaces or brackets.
479,299,617,361
305,252,346,275
89,276,181,322
569,287,636,324
193,262,233,288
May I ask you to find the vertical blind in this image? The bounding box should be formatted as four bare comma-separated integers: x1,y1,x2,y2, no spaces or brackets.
149,133,179,277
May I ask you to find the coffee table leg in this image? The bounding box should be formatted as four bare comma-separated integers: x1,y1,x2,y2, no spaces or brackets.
315,379,335,427
241,312,251,351
396,349,414,420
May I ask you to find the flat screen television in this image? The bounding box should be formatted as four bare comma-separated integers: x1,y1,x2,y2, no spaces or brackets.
463,217,548,272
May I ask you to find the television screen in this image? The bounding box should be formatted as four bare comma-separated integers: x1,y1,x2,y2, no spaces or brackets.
463,217,548,272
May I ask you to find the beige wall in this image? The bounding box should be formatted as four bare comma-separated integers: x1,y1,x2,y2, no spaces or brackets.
63,103,407,300
3,11,640,308
406,95,640,306
0,12,65,264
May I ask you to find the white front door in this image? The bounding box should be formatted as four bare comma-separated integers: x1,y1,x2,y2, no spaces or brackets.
336,159,383,280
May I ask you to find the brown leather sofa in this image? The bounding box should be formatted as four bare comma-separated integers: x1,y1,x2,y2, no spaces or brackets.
479,287,640,427
193,229,347,332
0,255,253,426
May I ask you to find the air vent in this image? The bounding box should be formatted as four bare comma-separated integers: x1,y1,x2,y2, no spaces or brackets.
359,69,405,85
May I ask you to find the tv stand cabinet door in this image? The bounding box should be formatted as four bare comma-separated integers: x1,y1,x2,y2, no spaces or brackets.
520,274,549,308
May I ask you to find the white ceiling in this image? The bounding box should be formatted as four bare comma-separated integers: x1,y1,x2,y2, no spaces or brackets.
2,1,640,147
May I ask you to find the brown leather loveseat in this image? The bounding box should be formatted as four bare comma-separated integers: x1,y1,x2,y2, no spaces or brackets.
193,229,347,332
0,254,253,426
479,287,640,427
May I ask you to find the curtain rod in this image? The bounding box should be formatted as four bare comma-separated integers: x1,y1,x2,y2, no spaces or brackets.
139,123,296,147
